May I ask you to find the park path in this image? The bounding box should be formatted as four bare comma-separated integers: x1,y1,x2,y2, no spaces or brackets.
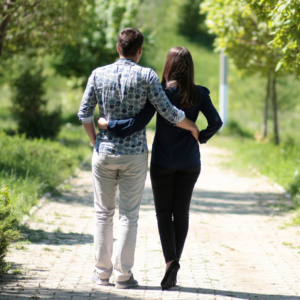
1,142,300,300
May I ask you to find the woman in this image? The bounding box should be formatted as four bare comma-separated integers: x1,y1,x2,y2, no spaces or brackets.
97,47,222,289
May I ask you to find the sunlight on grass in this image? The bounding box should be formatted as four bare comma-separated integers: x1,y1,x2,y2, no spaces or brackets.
285,209,300,227
210,135,300,191
42,247,54,252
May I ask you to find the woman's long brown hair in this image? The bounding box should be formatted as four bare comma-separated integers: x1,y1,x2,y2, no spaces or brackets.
162,47,200,108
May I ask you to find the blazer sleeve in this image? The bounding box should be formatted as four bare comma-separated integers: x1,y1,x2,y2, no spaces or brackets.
107,98,156,138
198,86,223,144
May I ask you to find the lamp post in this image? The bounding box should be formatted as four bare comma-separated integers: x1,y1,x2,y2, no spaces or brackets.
219,49,228,129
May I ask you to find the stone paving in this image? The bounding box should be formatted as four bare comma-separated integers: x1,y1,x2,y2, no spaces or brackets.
1,144,300,300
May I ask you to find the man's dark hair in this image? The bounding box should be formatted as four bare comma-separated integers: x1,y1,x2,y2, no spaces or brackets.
118,28,144,57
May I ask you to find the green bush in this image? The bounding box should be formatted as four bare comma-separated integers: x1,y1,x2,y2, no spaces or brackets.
0,188,21,273
0,131,82,192
0,129,90,220
224,120,254,139
288,171,300,205
11,67,62,139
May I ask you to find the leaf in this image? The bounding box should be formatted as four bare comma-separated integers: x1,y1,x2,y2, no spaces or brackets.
277,3,287,13
275,60,283,72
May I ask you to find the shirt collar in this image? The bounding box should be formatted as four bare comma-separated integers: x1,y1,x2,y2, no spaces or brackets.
115,58,137,66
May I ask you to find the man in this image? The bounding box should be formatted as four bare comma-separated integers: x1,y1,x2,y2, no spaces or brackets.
78,28,198,289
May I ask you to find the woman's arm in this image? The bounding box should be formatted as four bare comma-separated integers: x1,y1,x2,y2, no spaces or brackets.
98,98,199,140
198,87,223,144
99,99,156,138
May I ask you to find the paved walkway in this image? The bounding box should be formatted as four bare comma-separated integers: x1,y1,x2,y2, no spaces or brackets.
1,144,300,300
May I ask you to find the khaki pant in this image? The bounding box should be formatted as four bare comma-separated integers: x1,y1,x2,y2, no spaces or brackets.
92,150,148,281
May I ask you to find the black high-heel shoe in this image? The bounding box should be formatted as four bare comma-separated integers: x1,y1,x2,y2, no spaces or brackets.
161,261,180,290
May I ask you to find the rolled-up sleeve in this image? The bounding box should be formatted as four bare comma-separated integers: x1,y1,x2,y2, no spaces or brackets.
78,71,97,123
147,70,185,124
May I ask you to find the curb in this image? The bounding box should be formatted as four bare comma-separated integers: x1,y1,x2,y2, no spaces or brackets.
20,193,51,225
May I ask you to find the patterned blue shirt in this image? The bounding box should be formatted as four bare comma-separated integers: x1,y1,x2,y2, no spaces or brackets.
78,58,185,155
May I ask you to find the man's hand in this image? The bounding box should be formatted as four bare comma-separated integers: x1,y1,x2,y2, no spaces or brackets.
176,117,199,141
97,117,108,130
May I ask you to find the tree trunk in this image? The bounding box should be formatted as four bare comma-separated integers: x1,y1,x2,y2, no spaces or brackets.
0,1,16,57
262,71,271,138
271,75,280,144
0,15,11,57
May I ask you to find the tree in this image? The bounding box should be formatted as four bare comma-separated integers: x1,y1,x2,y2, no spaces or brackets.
247,0,300,75
177,0,214,49
201,0,288,144
11,66,62,139
53,0,140,88
1,0,140,138
0,0,93,58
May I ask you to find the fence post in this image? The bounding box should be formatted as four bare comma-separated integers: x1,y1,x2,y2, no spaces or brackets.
219,49,228,129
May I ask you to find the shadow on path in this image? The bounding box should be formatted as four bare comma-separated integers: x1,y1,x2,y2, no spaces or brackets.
146,285,299,300
46,185,287,216
139,187,286,215
189,190,286,215
0,275,299,300
17,225,93,246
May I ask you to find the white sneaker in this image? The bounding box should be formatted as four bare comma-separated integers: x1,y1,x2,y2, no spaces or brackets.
91,271,111,286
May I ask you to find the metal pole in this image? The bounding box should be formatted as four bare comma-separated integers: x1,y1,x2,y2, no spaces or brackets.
219,49,228,129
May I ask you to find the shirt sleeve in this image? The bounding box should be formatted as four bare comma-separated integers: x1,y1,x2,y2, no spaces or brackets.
198,87,223,144
147,70,185,124
107,99,156,138
78,71,97,123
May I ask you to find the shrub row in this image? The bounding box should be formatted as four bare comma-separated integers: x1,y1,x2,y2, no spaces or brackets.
0,131,85,196
0,128,91,272
0,188,21,273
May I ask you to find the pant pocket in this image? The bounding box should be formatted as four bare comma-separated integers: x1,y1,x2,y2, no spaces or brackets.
92,150,107,168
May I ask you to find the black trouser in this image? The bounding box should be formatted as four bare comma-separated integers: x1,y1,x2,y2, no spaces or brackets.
150,164,201,263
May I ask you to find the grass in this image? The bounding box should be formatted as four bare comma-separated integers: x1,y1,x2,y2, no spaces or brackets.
211,135,300,189
53,227,63,233
42,247,54,252
210,134,300,227
13,245,28,251
0,126,91,222
60,246,71,252
12,268,24,275
284,208,300,226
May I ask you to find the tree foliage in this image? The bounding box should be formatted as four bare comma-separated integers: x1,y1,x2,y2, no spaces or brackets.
53,0,139,87
0,0,139,80
247,1,300,75
11,66,62,139
0,0,93,57
201,0,284,76
201,0,290,143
